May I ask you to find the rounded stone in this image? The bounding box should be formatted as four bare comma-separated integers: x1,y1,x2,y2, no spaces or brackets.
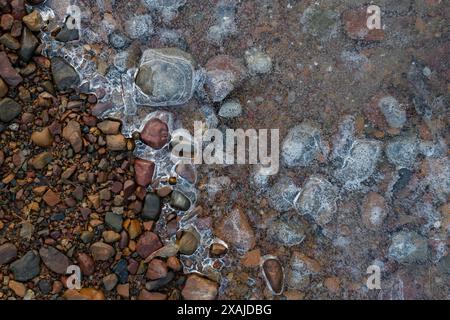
245,48,272,75
218,99,242,118
0,98,22,122
142,193,161,220
294,176,337,227
134,48,196,106
388,231,428,264
140,118,169,149
378,96,406,129
281,122,323,168
262,258,284,295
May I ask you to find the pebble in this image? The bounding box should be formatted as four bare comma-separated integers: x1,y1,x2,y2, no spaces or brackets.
136,232,163,259
205,55,247,102
138,289,167,300
64,288,105,300
124,14,154,39
282,122,323,168
267,219,306,247
386,135,419,168
361,192,388,231
0,33,21,50
102,274,118,291
62,120,83,153
334,139,381,187
39,246,70,274
106,134,127,151
42,189,61,207
90,242,115,261
38,279,52,295
80,231,94,244
55,22,79,42
167,256,182,272
134,158,155,187
175,163,196,184
76,252,95,276
0,97,22,122
142,0,186,22
142,193,161,221
105,212,123,232
294,176,337,227
245,48,272,75
108,31,130,50
182,274,218,300
10,250,40,282
8,280,26,297
51,57,80,92
0,243,17,265
170,190,191,211
31,127,53,147
127,219,142,240
241,249,261,267
20,27,39,62
97,120,121,135
218,99,242,118
178,230,200,255
210,243,228,258
0,78,7,98
146,259,168,280
22,10,42,32
117,283,129,299
135,48,195,106
1,14,14,31
287,252,321,290
268,177,301,212
140,118,169,149
215,208,255,253
262,258,284,295
103,230,121,243
378,96,407,129
112,259,128,284
30,151,53,170
0,51,23,87
388,231,429,264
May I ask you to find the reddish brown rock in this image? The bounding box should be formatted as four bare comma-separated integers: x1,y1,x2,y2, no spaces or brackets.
97,120,121,135
62,120,83,153
90,242,115,261
205,55,247,102
134,159,155,187
262,258,284,294
215,208,255,253
182,274,218,300
0,51,23,87
140,118,169,149
138,289,167,300
76,253,95,276
106,134,127,151
31,127,53,147
42,189,61,207
136,232,163,259
145,259,168,280
1,14,14,31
